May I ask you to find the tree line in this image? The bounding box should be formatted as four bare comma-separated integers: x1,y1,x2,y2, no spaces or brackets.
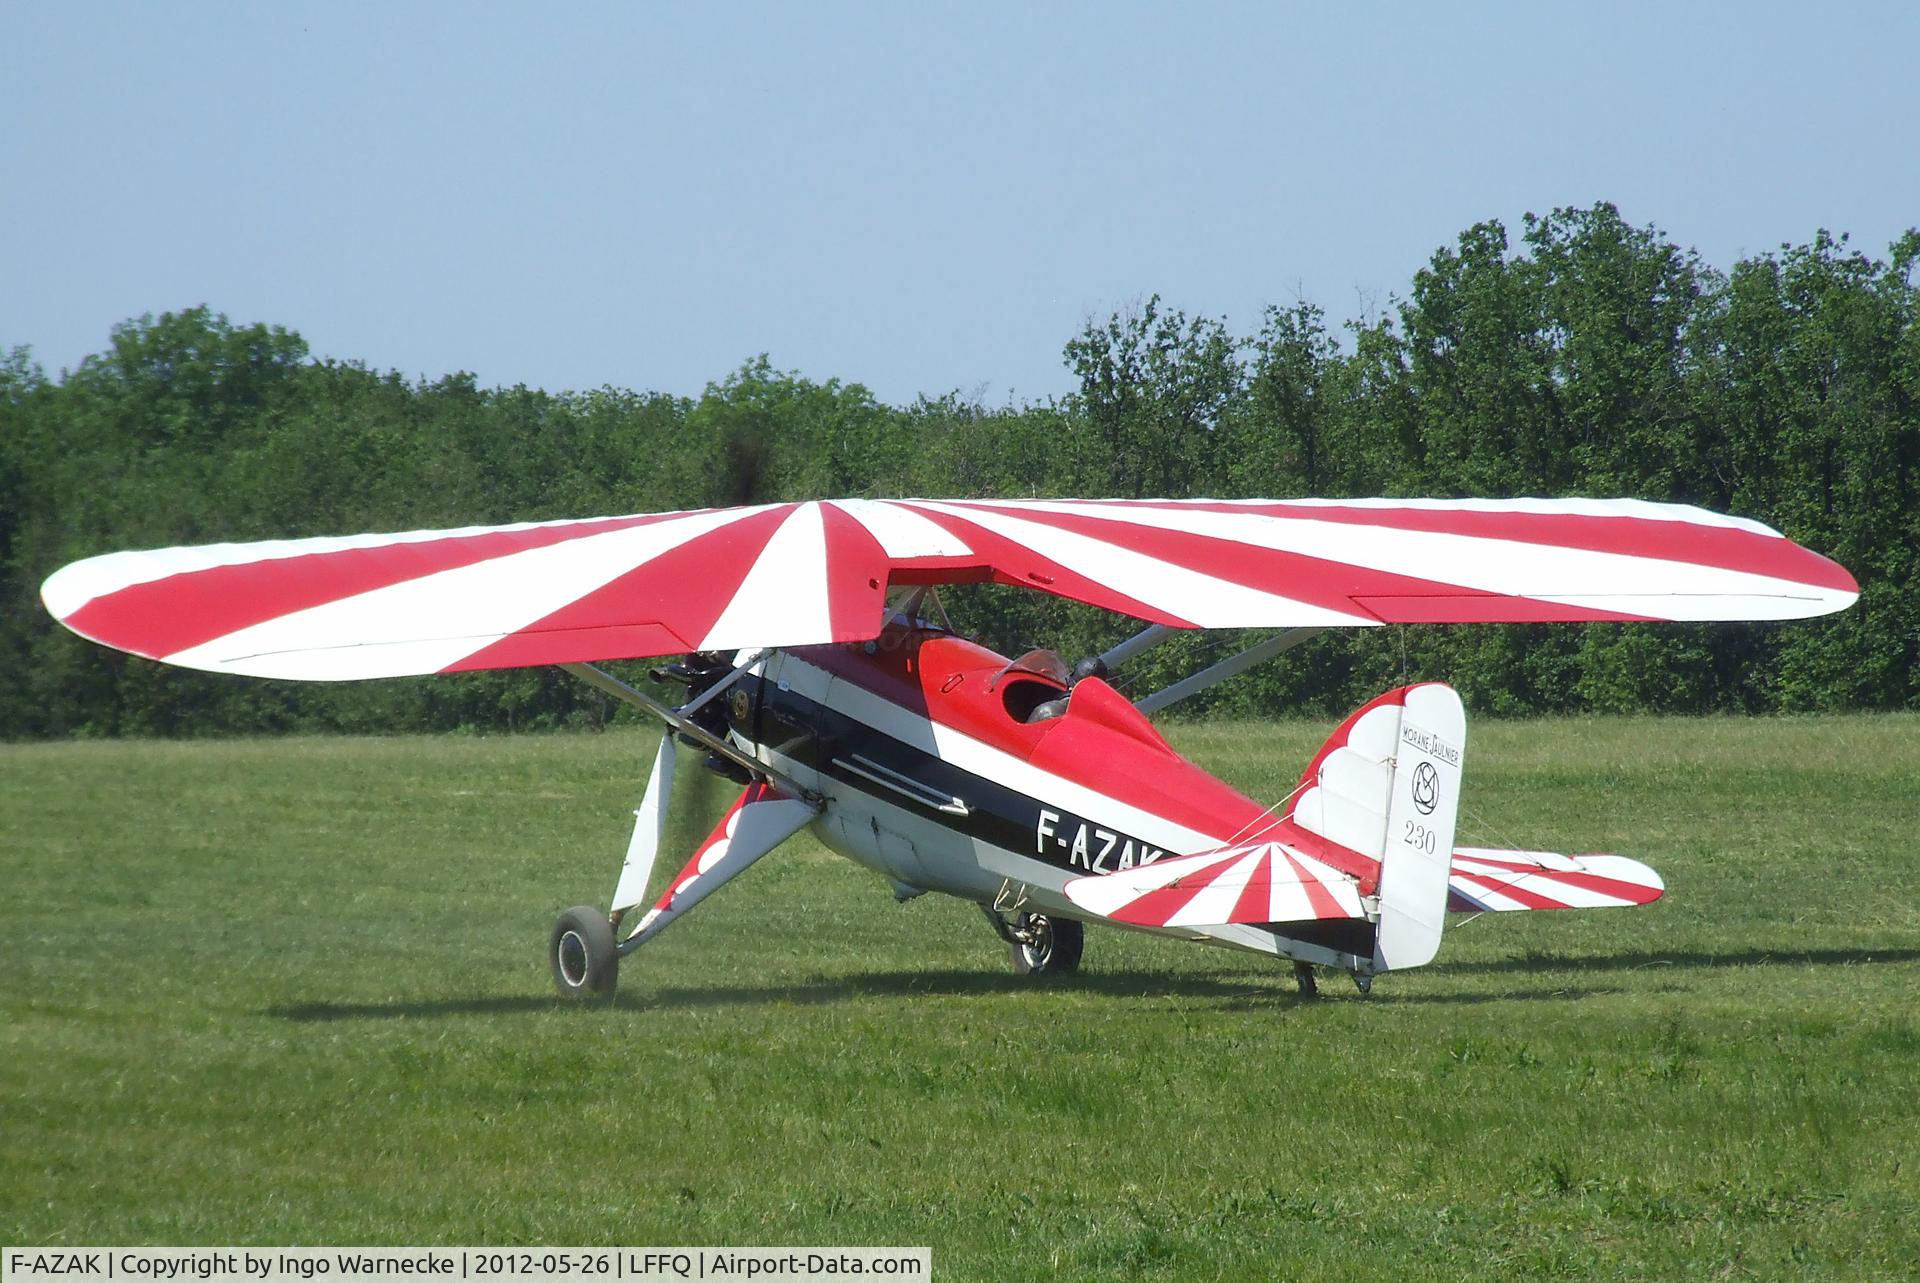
2,202,1914,738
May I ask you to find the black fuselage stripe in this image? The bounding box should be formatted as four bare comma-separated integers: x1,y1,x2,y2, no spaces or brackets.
738,674,1167,876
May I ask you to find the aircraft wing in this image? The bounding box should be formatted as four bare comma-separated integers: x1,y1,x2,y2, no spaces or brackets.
41,497,1858,680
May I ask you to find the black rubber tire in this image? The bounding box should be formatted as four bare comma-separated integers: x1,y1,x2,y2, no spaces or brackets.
1293,959,1320,999
1009,913,1084,977
550,905,619,1003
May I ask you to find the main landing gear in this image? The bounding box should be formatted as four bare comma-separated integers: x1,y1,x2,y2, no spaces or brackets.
980,904,1084,977
550,905,620,1003
1011,912,1084,977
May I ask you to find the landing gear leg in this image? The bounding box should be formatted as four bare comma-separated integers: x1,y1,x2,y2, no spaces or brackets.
1293,960,1319,999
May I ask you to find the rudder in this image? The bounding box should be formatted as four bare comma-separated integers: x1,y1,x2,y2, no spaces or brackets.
1286,682,1466,972
1370,684,1465,969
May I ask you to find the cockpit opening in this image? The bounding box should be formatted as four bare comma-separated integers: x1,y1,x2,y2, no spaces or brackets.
1001,678,1069,723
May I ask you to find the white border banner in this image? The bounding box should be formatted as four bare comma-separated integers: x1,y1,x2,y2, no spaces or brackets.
4,1250,929,1283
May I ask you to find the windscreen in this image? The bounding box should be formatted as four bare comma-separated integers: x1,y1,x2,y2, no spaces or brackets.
987,648,1071,691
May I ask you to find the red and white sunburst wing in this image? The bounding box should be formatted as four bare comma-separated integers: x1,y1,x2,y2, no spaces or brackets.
42,497,1858,680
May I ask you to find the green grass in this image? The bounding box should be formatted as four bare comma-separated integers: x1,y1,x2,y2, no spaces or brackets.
3,716,1917,1280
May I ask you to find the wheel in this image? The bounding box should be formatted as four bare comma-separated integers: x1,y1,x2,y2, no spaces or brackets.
1293,959,1319,999
1009,912,1083,977
550,905,618,1002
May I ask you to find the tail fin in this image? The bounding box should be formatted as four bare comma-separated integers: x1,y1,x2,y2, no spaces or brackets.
1061,682,1466,975
1285,682,1466,971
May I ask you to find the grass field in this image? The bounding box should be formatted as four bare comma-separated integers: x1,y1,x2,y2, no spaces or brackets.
3,716,1917,1280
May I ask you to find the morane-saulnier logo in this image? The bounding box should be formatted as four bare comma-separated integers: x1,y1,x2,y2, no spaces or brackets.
1411,761,1439,815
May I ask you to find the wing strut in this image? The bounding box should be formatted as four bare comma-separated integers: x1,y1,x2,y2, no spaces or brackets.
1097,623,1180,670
560,660,816,802
1133,628,1321,714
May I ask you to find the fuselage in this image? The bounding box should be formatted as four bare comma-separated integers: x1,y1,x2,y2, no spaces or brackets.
720,620,1319,960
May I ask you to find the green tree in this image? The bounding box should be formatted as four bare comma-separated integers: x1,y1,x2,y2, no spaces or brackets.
1062,296,1242,498
1223,301,1339,498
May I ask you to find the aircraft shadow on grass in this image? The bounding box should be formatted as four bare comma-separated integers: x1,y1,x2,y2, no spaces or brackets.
265,946,1918,1023
269,970,1283,1022
1428,946,1920,977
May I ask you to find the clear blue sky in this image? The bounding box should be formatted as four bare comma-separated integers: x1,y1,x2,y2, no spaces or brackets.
4,2,1915,405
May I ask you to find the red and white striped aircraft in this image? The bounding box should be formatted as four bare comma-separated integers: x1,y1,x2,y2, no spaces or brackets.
42,497,1857,998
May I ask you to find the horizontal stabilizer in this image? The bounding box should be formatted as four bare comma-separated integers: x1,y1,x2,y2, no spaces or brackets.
1063,840,1367,929
1447,848,1664,912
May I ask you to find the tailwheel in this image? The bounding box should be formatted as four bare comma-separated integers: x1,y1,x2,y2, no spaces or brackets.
1009,911,1084,978
1292,959,1319,999
550,905,619,1003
